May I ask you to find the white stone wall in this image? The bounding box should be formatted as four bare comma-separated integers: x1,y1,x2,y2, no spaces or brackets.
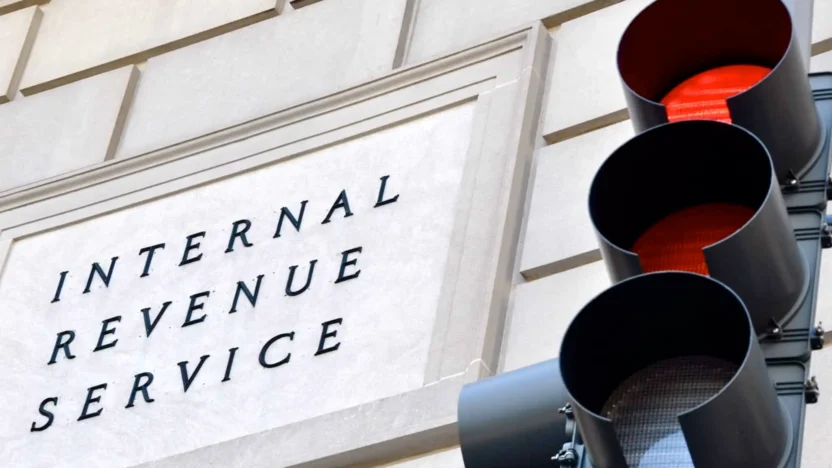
0,0,830,466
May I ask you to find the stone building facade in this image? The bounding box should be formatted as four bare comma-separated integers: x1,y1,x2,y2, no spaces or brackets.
0,0,831,466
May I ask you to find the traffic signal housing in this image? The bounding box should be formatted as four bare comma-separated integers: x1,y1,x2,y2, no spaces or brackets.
617,0,823,185
588,120,807,337
559,272,791,468
457,0,832,466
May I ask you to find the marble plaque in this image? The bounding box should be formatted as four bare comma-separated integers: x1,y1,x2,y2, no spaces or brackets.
0,102,476,467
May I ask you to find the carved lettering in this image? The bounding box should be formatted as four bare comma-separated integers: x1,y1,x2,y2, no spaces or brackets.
93,316,121,352
141,301,172,338
125,373,155,408
78,384,107,421
51,271,68,303
182,291,210,327
178,355,210,393
138,243,166,278
316,318,343,356
48,331,76,365
226,220,254,253
285,260,317,296
274,201,308,238
179,232,206,266
30,397,58,432
83,257,119,294
321,190,353,224
228,275,265,313
259,332,294,368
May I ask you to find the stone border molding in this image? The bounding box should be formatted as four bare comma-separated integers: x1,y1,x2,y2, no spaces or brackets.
0,22,549,468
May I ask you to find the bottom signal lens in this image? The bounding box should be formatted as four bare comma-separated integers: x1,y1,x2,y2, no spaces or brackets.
661,65,771,123
632,203,754,275
602,356,739,468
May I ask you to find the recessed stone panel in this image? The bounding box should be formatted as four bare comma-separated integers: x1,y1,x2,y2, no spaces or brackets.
0,102,476,467
115,0,407,159
0,6,39,103
0,66,137,193
541,0,652,141
19,0,278,95
502,261,610,372
520,120,634,279
404,0,618,66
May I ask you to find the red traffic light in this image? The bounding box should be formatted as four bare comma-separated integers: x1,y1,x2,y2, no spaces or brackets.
588,120,808,335
631,203,754,275
617,0,822,182
661,65,770,123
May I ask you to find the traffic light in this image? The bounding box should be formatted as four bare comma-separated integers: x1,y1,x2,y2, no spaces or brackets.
560,272,790,467
617,0,823,186
588,120,806,337
457,0,832,466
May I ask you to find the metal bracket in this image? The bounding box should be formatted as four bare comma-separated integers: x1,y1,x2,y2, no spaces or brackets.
813,322,832,351
822,223,832,249
552,404,580,467
805,376,820,404
553,448,579,467
812,322,826,350
826,176,832,201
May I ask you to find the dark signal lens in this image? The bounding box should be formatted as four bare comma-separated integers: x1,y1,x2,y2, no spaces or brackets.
661,65,771,123
631,203,755,275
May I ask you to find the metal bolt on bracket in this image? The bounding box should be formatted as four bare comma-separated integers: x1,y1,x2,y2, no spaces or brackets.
784,171,800,191
806,376,820,404
767,318,784,340
826,175,832,201
812,322,826,350
553,448,578,467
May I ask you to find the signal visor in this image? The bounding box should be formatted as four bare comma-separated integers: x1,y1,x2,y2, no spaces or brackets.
589,120,808,336
617,0,822,182
559,272,792,468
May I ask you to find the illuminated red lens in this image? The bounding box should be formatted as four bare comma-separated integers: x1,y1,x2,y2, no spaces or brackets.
661,65,771,123
632,204,755,275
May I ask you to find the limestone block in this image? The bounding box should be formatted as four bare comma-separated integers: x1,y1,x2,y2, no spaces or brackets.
382,447,464,467
404,0,618,66
19,0,279,95
115,0,407,159
811,50,832,71
541,0,653,141
814,0,832,53
520,121,634,279
0,6,40,103
0,66,137,193
502,261,609,372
